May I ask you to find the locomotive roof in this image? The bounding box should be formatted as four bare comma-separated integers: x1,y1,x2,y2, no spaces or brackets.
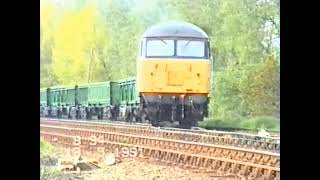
142,21,209,39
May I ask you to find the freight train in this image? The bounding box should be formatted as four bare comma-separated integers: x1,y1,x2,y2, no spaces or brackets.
40,21,212,129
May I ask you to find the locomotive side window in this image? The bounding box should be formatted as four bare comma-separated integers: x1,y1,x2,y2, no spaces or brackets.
146,39,174,56
177,40,205,58
207,41,211,59
140,39,146,57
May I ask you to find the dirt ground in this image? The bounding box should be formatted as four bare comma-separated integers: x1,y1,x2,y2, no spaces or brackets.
41,147,241,180
81,158,241,180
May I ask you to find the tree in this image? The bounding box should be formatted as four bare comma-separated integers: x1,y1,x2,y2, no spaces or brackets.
52,5,110,85
40,1,59,87
242,55,280,117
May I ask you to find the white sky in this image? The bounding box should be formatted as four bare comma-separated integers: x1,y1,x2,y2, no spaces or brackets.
40,0,62,9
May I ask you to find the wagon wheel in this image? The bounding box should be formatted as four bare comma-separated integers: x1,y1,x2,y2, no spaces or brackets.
96,108,102,120
125,108,132,122
80,109,87,120
105,107,112,120
86,109,92,120
99,107,104,120
56,109,60,118
133,108,142,123
69,108,76,119
51,108,57,118
131,108,136,122
75,108,81,119
43,108,48,117
47,109,51,117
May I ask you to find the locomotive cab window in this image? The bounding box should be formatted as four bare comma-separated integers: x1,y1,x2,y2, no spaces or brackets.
143,38,209,59
146,39,174,57
177,40,205,58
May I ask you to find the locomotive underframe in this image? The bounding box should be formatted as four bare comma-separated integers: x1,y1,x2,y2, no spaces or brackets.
141,94,208,129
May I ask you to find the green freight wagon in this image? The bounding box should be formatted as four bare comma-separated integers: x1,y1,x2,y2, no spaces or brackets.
57,85,77,118
117,77,142,122
76,84,88,107
40,88,47,107
40,88,47,116
46,86,65,117
88,81,120,106
118,77,139,105
47,86,65,107
60,85,76,106
75,82,119,106
75,81,120,120
40,78,145,122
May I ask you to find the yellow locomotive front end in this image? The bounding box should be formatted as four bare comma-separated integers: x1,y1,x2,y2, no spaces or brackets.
137,22,211,128
137,59,210,94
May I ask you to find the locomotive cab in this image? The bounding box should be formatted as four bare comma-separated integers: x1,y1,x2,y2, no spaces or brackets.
137,22,211,128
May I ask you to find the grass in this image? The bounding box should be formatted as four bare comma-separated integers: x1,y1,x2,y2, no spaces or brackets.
40,166,63,178
199,116,280,133
40,139,55,158
40,139,63,178
241,116,280,132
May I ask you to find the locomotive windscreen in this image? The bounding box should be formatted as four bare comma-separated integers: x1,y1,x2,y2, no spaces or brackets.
142,38,209,59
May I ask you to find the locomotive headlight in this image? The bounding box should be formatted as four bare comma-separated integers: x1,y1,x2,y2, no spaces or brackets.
180,95,185,100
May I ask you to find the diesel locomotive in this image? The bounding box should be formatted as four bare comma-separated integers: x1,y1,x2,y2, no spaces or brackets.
137,22,211,128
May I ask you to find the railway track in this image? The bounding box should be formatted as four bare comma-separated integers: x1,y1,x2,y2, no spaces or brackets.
40,117,280,141
41,118,280,153
40,117,279,138
40,120,280,180
162,127,279,140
